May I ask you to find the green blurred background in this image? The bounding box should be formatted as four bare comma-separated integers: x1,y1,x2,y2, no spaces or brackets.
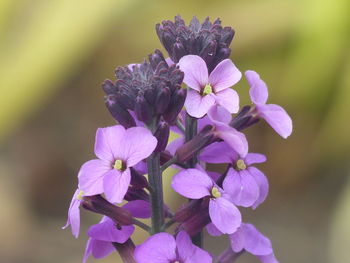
0,0,349,262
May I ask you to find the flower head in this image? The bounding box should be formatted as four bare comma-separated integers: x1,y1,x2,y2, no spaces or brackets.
78,125,157,203
178,55,241,118
172,168,241,234
246,70,293,138
134,231,212,263
62,188,84,238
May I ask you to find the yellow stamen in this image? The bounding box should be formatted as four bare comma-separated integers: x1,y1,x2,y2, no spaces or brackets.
203,84,213,95
114,159,123,170
236,159,246,170
211,187,221,198
76,190,85,200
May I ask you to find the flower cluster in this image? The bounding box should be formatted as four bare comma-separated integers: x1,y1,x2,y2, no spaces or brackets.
63,16,292,263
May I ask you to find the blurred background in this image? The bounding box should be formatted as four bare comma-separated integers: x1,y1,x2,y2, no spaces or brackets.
0,0,349,262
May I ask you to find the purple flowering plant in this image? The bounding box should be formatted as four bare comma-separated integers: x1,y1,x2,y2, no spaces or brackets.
63,16,292,263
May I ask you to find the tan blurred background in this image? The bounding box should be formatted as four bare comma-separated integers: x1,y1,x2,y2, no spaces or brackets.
0,0,349,262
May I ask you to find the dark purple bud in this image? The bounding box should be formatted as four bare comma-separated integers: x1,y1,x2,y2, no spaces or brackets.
163,88,187,124
173,41,187,62
113,239,136,263
105,95,136,128
82,195,133,225
154,122,170,152
155,87,171,114
102,79,117,94
199,40,217,67
115,91,135,110
124,187,149,202
174,199,202,223
178,206,211,236
135,94,153,124
176,125,215,163
143,86,157,105
130,168,148,189
149,49,166,70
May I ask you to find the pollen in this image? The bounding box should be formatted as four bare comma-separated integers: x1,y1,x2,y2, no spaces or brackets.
236,159,246,170
114,159,123,170
211,187,221,198
76,190,85,200
202,84,213,95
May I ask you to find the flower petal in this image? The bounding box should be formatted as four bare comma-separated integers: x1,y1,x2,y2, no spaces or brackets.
78,159,109,196
94,126,126,161
178,55,208,91
199,142,237,164
209,59,242,92
117,127,157,167
176,231,212,263
206,223,223,237
215,88,239,113
244,153,266,165
229,226,245,253
257,253,279,263
184,90,216,118
123,200,151,218
209,197,241,234
248,167,269,209
167,137,185,156
215,125,248,157
62,189,81,238
172,169,212,199
242,223,273,256
223,169,260,207
246,70,268,104
207,104,232,124
87,217,134,243
91,239,115,259
103,169,131,203
134,232,177,263
257,104,293,139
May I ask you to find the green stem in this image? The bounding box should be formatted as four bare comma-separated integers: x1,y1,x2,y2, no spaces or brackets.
147,152,164,234
132,218,151,233
160,156,178,171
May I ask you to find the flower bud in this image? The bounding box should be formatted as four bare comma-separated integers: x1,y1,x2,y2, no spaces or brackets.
135,94,153,124
113,239,136,263
155,87,171,114
163,88,186,124
154,122,170,152
130,168,148,189
105,95,136,128
102,79,117,94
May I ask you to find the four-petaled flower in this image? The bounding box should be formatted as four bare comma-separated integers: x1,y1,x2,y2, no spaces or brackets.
134,231,212,263
78,125,157,203
178,55,241,118
172,168,242,234
246,70,292,139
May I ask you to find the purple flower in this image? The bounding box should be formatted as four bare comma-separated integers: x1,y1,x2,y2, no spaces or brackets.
83,216,135,263
78,125,157,203
178,55,241,118
246,70,292,139
62,188,84,238
172,168,241,234
134,231,212,263
200,142,268,208
230,223,279,263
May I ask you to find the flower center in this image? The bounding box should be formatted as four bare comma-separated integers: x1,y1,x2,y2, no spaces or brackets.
211,187,221,198
236,159,246,170
113,159,124,171
76,190,85,200
202,84,213,95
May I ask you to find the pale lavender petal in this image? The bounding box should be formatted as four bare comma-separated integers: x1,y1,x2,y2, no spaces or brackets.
83,238,93,263
207,171,221,183
209,59,242,92
103,169,131,203
229,226,245,253
123,200,151,218
91,239,115,259
133,161,148,175
94,126,126,161
249,167,269,209
215,125,248,157
176,231,212,263
172,169,212,199
166,137,184,156
207,104,232,124
223,169,260,207
257,253,279,263
246,70,268,104
134,232,177,263
62,189,81,238
245,153,266,165
199,142,237,164
257,104,293,139
214,88,239,113
118,127,157,167
184,89,216,118
165,57,174,66
206,223,223,236
209,197,241,234
242,223,273,256
178,55,208,91
78,159,109,196
88,217,134,243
